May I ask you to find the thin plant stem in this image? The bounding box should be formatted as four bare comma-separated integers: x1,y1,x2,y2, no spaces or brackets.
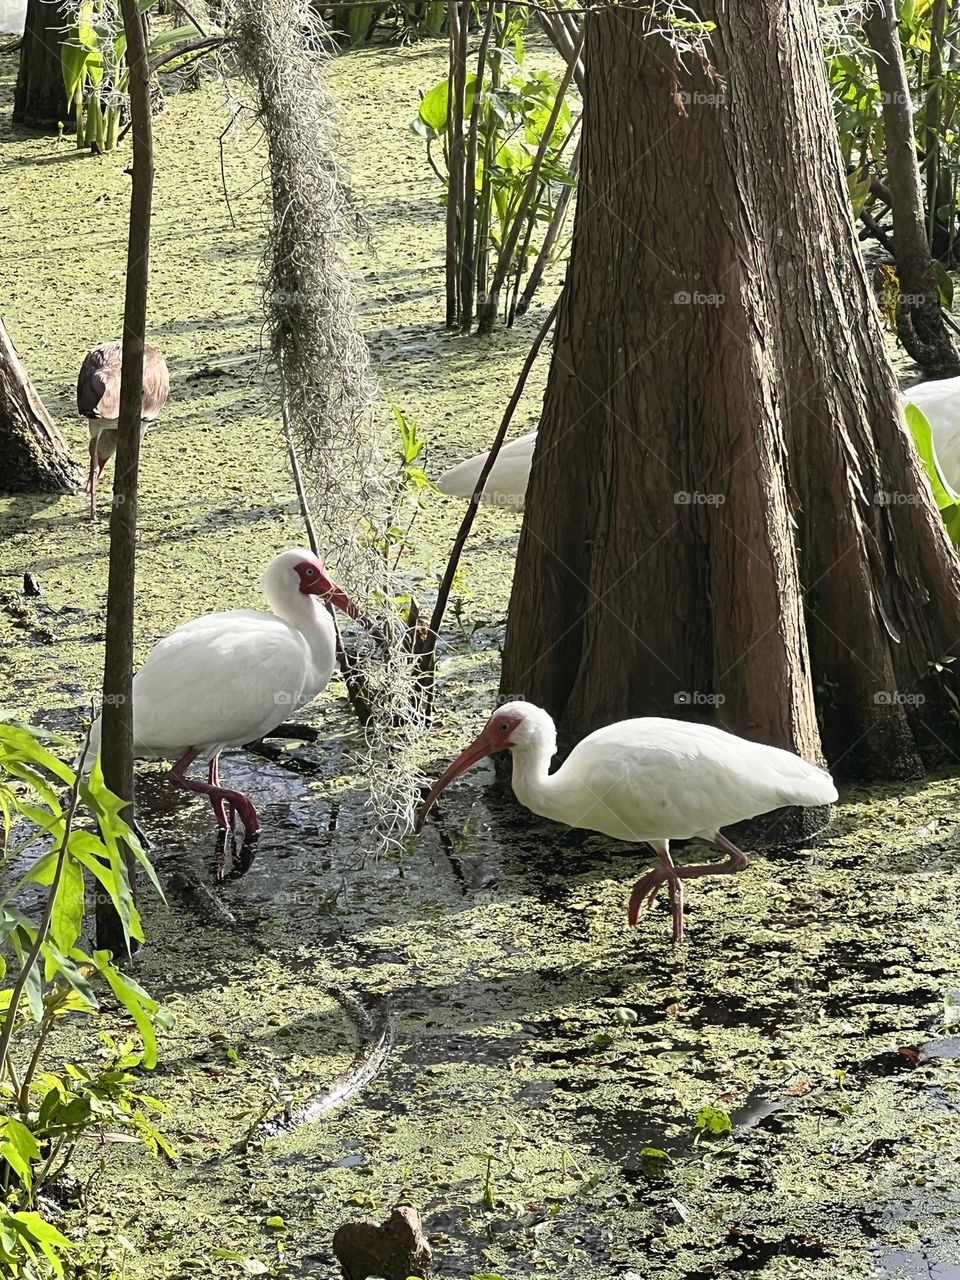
18,1010,55,1115
420,294,559,689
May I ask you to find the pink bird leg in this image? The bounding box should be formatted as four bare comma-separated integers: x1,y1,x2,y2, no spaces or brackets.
169,748,260,835
628,833,749,942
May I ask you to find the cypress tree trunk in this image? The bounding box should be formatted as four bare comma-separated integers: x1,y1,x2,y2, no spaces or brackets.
0,317,78,492
500,0,960,780
13,0,69,130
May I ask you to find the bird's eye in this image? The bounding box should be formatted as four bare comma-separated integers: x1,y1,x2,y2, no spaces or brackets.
499,722,510,732
304,567,315,577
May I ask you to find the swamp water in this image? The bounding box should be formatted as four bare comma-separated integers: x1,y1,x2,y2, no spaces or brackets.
0,30,958,1280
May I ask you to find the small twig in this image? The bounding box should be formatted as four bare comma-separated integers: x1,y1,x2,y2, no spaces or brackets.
18,1009,55,1114
148,33,228,74
174,0,208,35
859,206,896,255
219,106,245,229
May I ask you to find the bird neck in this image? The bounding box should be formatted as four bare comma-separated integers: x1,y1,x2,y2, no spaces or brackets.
509,737,557,814
269,590,336,661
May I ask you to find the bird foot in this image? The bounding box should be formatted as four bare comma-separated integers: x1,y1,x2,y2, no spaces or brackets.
628,868,685,942
211,793,260,835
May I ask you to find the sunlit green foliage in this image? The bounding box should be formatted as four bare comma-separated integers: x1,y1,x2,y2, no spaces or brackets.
414,13,578,329
60,0,204,152
0,720,170,1277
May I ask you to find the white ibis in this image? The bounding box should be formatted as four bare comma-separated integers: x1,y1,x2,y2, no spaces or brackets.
433,380,960,512
419,701,838,942
85,549,363,835
77,342,170,519
435,431,535,510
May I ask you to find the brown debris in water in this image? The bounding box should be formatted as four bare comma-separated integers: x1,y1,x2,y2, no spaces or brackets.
332,1206,432,1280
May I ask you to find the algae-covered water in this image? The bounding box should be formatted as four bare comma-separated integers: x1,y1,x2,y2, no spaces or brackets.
1,35,959,1280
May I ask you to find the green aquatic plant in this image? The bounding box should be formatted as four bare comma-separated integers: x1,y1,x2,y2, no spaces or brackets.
413,13,579,330
693,1104,733,1139
60,0,204,152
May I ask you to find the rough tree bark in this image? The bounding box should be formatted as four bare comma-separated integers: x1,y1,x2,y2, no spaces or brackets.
97,0,154,954
501,0,960,781
0,316,78,492
864,0,960,371
13,0,69,130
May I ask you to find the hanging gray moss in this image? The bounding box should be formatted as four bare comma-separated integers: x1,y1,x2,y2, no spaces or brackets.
227,0,426,838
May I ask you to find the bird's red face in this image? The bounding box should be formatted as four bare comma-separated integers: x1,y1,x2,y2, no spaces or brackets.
294,557,360,619
416,710,523,830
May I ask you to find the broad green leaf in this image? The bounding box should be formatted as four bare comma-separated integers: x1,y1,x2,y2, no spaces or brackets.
0,725,74,786
40,944,97,1010
9,1210,73,1275
10,1211,73,1249
67,833,141,949
23,954,43,1023
904,402,960,545
418,75,476,133
49,856,85,957
0,1117,39,1190
147,22,201,52
94,952,160,1069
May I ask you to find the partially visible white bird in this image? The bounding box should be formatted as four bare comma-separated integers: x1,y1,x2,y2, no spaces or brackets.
77,342,170,519
435,431,536,510
418,701,838,943
433,381,960,512
85,549,363,835
902,376,960,488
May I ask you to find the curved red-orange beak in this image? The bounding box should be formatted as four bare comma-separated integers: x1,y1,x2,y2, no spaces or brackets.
302,568,377,632
416,726,502,832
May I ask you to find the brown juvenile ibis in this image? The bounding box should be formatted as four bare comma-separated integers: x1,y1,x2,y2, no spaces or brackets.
77,341,169,518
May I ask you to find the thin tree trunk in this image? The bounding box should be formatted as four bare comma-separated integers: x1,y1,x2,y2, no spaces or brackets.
0,317,79,492
501,1,960,781
925,0,950,253
444,0,468,329
864,0,960,372
97,0,154,954
13,0,69,129
459,0,495,333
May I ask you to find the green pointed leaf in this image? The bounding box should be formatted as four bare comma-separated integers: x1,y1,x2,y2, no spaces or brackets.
49,856,85,957
40,944,97,1010
23,955,43,1023
904,401,960,545
94,952,160,1069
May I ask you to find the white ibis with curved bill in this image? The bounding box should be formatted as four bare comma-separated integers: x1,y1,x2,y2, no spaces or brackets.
77,341,170,519
418,701,838,942
435,431,535,510
84,549,366,835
